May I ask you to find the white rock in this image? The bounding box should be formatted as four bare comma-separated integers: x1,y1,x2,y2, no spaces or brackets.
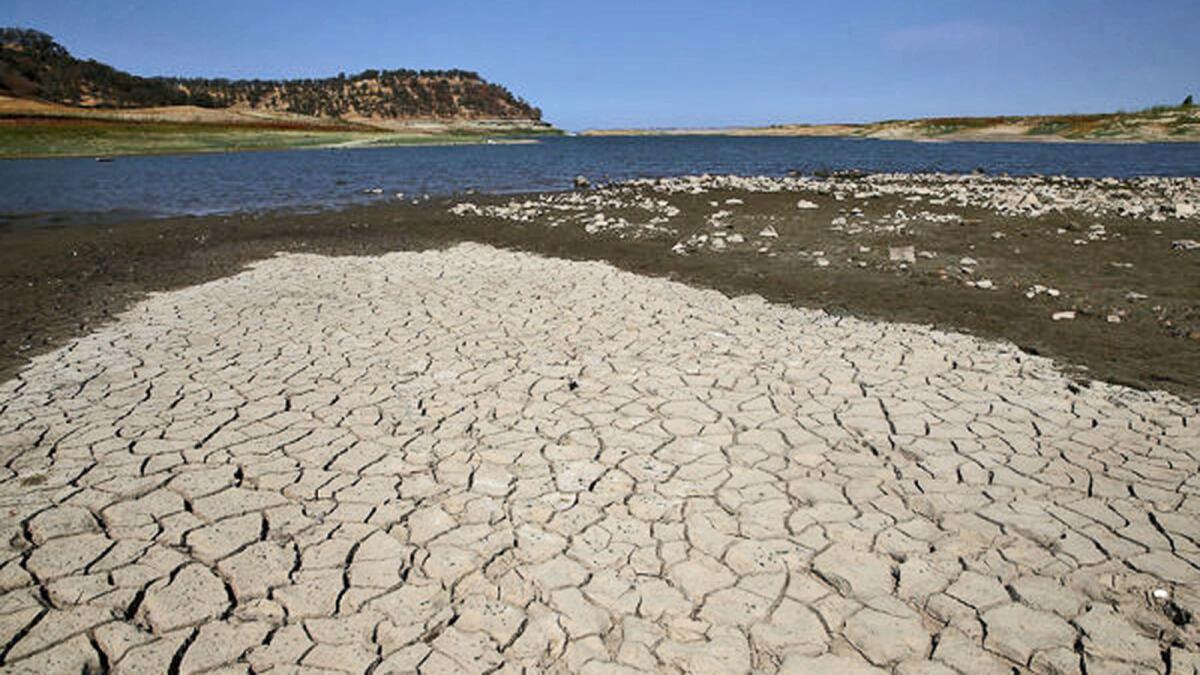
796,199,819,209
1052,311,1076,321
759,226,779,238
889,246,916,263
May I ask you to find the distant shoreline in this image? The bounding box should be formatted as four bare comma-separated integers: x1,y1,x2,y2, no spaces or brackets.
581,105,1200,144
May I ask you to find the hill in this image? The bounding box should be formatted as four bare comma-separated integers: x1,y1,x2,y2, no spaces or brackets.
0,27,545,124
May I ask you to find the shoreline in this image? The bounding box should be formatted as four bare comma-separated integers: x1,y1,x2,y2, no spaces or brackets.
2,171,1198,401
0,129,551,160
580,128,1200,144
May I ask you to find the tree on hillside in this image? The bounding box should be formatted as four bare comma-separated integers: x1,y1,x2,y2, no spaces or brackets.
1184,95,1195,107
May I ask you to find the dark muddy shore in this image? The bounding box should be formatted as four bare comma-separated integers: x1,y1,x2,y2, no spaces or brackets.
2,183,1198,400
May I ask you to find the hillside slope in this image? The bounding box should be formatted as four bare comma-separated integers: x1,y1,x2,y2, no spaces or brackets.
0,27,544,123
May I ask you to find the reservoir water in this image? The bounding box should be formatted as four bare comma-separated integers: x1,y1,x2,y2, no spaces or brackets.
2,135,1198,225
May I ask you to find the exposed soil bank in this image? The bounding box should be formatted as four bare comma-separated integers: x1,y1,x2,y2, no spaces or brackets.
2,176,1198,399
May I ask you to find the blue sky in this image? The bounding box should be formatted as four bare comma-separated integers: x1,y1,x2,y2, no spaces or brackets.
7,0,1199,130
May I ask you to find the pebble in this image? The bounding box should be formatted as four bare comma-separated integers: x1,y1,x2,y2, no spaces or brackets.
1052,311,1076,321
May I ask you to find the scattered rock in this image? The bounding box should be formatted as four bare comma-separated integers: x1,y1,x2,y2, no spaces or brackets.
889,246,916,264
1052,311,1076,321
796,199,819,209
1172,239,1200,251
573,175,590,189
758,226,779,238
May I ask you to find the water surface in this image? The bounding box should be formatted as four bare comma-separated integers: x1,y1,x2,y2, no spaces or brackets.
2,136,1198,225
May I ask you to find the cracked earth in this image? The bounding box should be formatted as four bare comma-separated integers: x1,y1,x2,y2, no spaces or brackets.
1,243,1198,674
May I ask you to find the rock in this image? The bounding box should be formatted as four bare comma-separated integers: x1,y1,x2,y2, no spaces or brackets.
1052,311,1076,321
727,233,745,244
1172,239,1200,250
796,199,819,209
1173,202,1196,218
574,175,591,189
889,246,916,264
1017,193,1042,210
974,279,994,290
759,226,779,238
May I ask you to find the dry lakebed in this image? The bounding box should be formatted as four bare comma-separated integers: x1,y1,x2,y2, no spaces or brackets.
0,172,1198,673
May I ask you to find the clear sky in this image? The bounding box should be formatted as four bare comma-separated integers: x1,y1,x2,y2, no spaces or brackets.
7,0,1199,130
